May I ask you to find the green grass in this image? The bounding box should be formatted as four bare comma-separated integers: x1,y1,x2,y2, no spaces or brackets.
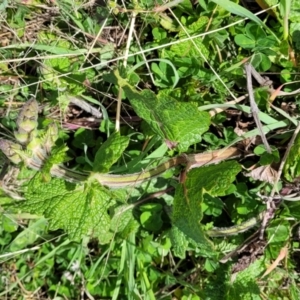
1,0,300,299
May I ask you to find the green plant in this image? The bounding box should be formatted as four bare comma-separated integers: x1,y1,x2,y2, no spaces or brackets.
1,0,300,298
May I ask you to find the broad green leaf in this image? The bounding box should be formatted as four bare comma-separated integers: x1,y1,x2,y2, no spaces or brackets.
202,194,223,216
171,161,241,257
114,74,210,152
245,23,266,40
284,131,300,181
187,160,241,196
259,152,274,165
21,173,117,244
251,52,272,71
203,264,230,299
140,203,163,232
266,219,290,245
93,131,130,173
171,187,213,257
9,217,48,251
254,144,268,155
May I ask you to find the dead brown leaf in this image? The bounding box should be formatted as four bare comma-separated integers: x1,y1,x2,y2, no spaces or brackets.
244,165,278,184
261,245,288,279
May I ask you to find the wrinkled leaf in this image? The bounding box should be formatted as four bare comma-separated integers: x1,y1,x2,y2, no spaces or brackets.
245,165,277,184
171,161,241,257
115,73,210,152
21,173,117,244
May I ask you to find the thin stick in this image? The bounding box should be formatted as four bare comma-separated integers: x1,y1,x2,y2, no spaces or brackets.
258,117,300,239
245,64,272,153
271,121,300,198
248,64,273,87
115,12,137,131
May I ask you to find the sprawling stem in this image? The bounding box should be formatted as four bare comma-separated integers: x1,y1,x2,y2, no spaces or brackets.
50,147,241,188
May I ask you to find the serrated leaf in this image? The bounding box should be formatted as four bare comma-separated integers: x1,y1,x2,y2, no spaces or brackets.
117,79,210,152
93,132,130,173
172,187,213,255
188,160,241,196
40,144,70,181
171,161,241,256
21,174,117,244
203,263,230,299
169,225,195,258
